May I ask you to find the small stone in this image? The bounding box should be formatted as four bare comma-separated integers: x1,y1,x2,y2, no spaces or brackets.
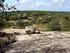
35,30,40,34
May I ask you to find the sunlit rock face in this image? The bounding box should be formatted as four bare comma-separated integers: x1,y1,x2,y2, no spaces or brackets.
25,26,40,34
25,26,36,34
1,29,70,53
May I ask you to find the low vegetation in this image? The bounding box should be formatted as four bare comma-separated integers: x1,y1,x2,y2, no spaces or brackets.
0,11,70,31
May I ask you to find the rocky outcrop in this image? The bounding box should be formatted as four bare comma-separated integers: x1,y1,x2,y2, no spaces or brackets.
1,30,70,53
0,32,16,48
25,26,40,34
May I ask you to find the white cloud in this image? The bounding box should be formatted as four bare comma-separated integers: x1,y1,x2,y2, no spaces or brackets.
53,0,64,3
15,0,66,11
19,0,32,3
52,0,65,5
32,1,50,7
18,0,64,9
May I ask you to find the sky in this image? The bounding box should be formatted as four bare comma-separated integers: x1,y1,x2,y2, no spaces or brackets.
4,0,70,11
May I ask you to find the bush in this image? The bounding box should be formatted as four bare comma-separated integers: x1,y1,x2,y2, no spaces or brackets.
47,19,61,31
4,22,14,28
0,18,5,28
36,16,54,24
60,17,70,31
16,20,33,28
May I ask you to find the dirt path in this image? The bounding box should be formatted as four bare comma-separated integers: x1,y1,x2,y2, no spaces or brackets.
1,29,70,53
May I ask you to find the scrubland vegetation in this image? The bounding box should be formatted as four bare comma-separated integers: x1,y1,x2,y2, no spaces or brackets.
0,11,70,31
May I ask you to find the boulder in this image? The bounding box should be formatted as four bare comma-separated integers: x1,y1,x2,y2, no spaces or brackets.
25,26,41,34
25,26,36,34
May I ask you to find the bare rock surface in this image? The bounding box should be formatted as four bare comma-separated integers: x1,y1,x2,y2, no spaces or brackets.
0,29,70,53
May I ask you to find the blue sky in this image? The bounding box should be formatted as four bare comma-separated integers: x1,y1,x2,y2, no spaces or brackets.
4,0,70,11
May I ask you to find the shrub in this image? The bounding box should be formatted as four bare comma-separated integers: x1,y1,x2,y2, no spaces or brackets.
4,22,14,28
47,19,61,31
0,18,5,28
16,20,33,28
36,16,54,24
60,17,70,31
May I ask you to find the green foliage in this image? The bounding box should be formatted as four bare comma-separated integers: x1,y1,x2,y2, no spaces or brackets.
0,18,5,28
4,22,14,28
16,20,33,28
36,16,54,24
47,18,61,31
0,11,70,31
60,17,70,31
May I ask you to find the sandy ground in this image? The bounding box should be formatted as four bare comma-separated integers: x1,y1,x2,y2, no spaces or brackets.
1,28,70,53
